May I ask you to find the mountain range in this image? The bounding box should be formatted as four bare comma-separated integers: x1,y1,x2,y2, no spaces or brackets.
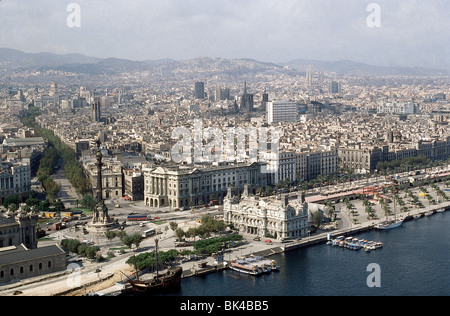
0,47,448,77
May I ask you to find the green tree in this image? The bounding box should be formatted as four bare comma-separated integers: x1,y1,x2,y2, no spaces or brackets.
52,199,66,213
132,234,143,249
85,246,100,259
121,234,134,249
104,231,117,242
3,195,21,209
169,221,178,231
175,228,185,241
312,211,323,227
79,195,97,212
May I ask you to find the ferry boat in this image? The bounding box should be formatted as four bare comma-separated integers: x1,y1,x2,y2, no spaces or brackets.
250,255,280,271
229,259,262,276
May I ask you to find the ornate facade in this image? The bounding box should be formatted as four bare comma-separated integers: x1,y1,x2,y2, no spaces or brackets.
223,187,309,241
144,162,268,209
0,204,38,249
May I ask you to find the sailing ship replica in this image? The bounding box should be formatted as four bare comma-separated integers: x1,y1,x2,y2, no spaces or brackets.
375,190,403,230
123,239,182,295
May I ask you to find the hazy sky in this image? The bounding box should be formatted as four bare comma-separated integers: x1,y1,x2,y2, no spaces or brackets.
0,0,448,69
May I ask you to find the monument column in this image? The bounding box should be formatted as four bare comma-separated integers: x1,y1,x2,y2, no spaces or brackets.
87,141,118,232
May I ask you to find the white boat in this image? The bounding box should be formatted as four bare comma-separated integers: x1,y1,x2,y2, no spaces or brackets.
436,208,445,213
229,260,262,276
424,211,434,216
375,219,403,230
376,194,403,230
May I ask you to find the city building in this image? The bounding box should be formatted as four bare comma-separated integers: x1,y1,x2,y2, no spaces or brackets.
0,160,31,205
194,82,205,99
143,162,268,209
0,205,38,249
306,65,312,86
75,139,91,159
123,168,144,201
83,157,123,200
91,100,101,122
328,81,341,94
0,243,66,285
240,82,254,112
267,100,298,124
223,187,309,241
215,86,231,101
377,100,419,115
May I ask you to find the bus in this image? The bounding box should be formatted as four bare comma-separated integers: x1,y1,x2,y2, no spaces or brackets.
142,228,156,238
127,214,149,221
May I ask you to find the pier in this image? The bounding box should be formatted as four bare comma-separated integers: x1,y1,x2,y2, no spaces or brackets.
283,202,450,253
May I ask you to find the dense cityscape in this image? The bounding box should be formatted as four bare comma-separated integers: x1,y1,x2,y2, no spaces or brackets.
0,1,448,301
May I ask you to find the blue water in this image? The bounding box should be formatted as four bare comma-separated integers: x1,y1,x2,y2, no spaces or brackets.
169,212,450,296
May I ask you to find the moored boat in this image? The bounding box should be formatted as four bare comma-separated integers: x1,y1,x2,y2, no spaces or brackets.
229,259,262,276
126,266,183,295
375,219,403,230
436,208,445,213
123,239,182,295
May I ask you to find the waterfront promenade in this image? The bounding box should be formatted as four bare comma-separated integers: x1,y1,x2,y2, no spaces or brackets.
1,187,449,296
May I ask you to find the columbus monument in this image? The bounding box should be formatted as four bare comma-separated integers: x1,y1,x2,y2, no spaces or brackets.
86,140,118,232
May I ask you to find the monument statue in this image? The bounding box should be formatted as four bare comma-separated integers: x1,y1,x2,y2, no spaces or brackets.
87,140,117,232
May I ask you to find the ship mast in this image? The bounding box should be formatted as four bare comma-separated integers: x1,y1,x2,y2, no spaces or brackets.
155,238,159,279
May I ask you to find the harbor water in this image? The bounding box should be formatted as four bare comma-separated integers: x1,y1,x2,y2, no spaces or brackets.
164,211,449,296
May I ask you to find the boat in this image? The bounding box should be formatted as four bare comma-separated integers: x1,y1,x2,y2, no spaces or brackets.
331,236,344,246
229,259,262,276
364,241,376,251
126,266,183,295
424,210,434,216
375,219,403,230
375,192,403,230
245,255,279,272
436,208,445,213
123,239,182,295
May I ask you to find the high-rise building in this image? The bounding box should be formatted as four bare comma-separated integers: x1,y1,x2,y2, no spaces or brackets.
306,65,312,86
318,70,324,85
261,92,269,111
267,100,298,124
215,86,231,101
91,100,101,122
194,82,205,99
328,81,341,94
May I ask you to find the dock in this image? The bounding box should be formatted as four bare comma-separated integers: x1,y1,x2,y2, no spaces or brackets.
284,203,450,252
283,225,374,252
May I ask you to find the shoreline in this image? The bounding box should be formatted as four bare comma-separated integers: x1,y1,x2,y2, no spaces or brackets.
91,201,449,296
2,196,448,296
